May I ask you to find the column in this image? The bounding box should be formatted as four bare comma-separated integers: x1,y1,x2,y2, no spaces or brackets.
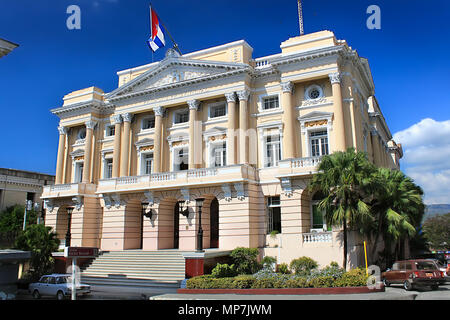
225,92,237,165
187,100,200,169
112,114,122,178
120,113,132,177
329,72,346,152
153,106,164,173
82,120,96,183
237,90,250,164
281,81,297,159
55,126,67,184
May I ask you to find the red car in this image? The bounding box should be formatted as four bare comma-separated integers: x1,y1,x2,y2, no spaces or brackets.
382,259,445,291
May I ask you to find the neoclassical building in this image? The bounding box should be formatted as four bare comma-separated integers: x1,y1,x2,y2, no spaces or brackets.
42,30,402,268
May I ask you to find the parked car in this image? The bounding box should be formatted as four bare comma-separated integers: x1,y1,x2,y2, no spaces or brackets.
382,259,445,291
29,274,91,300
430,259,448,277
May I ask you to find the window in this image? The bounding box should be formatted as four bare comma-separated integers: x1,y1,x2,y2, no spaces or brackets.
211,142,226,167
174,148,188,171
105,124,115,137
142,153,153,175
174,110,189,124
265,135,281,167
310,130,329,157
262,96,279,110
104,159,113,179
142,116,155,130
311,192,331,232
78,128,86,140
266,196,281,234
209,103,227,119
75,162,84,183
305,85,324,100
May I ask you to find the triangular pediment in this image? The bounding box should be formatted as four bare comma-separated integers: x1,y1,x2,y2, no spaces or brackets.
298,111,333,121
106,56,249,100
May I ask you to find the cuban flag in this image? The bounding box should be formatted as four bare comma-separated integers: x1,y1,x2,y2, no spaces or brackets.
147,6,165,52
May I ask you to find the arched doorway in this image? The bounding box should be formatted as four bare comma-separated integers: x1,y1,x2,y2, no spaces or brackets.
210,198,219,248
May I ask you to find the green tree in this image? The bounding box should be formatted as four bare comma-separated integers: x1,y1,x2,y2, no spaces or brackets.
0,205,38,245
14,224,60,280
368,168,424,265
308,148,375,270
422,213,450,251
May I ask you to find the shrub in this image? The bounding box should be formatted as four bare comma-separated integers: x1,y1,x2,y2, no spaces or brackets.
251,278,275,289
289,257,318,276
283,277,309,288
307,276,335,288
261,256,277,271
230,247,261,275
186,275,214,289
309,263,345,280
277,263,290,274
232,275,256,289
334,268,368,287
211,263,237,278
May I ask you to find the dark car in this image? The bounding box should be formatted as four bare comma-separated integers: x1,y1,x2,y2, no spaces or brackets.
382,259,445,291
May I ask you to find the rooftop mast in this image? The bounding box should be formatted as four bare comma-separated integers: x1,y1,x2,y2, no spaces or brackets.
297,0,304,35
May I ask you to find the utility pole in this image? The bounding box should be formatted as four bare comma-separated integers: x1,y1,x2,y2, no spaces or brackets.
297,0,305,35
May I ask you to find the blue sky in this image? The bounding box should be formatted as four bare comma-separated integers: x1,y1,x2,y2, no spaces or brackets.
1,0,449,203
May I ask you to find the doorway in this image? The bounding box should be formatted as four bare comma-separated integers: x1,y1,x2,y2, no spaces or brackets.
210,198,219,248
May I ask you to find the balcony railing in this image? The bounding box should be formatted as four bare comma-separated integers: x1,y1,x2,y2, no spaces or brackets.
96,164,256,193
42,182,96,198
302,231,332,243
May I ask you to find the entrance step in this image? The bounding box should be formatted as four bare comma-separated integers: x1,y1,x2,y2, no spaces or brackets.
80,250,186,289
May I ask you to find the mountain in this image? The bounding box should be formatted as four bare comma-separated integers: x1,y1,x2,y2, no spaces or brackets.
425,204,450,217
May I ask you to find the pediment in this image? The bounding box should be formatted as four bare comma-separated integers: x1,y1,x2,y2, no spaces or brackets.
107,57,249,100
298,111,333,122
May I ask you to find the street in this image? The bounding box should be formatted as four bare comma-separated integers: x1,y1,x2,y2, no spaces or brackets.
12,282,450,300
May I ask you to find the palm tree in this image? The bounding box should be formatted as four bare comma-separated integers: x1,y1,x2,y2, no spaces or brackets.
308,148,375,270
369,168,424,266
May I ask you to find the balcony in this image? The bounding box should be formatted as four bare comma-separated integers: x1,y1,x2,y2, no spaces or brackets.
302,231,332,243
96,164,257,194
41,182,96,199
276,156,322,178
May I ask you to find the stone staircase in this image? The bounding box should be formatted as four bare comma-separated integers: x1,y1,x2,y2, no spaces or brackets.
80,250,185,289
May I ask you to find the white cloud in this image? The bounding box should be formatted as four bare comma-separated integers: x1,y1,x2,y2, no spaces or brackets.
393,118,450,205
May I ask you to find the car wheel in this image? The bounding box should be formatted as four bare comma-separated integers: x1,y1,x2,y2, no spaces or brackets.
383,279,390,287
403,280,413,291
32,290,40,299
56,291,65,300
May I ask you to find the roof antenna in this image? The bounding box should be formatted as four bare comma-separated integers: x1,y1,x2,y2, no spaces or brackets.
297,0,305,35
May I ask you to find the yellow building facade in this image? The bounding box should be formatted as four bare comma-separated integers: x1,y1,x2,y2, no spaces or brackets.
42,30,402,268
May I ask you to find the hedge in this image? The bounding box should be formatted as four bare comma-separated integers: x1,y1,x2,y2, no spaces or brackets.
186,268,369,289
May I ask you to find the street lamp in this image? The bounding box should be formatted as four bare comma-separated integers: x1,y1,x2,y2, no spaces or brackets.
196,198,205,252
65,207,74,247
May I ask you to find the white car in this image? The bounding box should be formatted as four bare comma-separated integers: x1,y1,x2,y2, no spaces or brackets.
29,274,91,300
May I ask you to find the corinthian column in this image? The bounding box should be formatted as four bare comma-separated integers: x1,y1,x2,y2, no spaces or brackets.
55,126,67,184
187,100,200,169
112,114,122,178
225,92,237,165
237,90,250,164
82,120,96,183
153,106,164,173
329,72,346,152
281,81,296,159
120,113,132,177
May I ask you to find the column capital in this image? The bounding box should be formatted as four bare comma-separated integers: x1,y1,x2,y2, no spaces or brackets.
225,92,237,103
281,81,294,93
57,126,67,135
85,120,97,130
112,114,122,125
328,72,342,84
237,89,250,101
153,106,165,117
122,113,133,122
187,100,200,111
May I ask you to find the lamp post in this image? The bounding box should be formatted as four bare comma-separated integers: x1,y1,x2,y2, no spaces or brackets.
65,207,73,247
196,198,205,252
